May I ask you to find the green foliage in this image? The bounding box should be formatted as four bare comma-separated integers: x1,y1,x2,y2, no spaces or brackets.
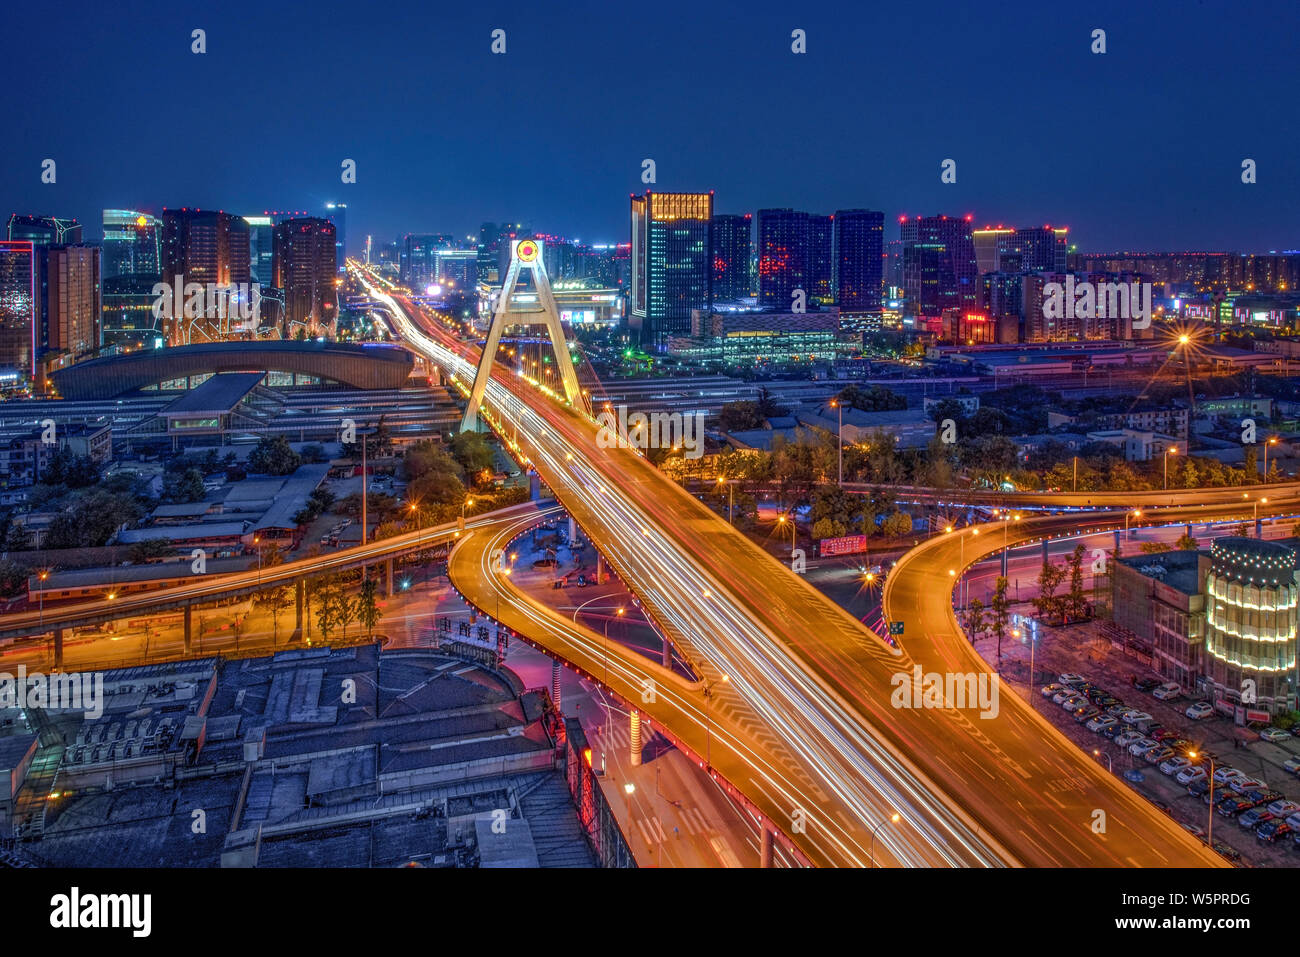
248,435,302,476
127,538,175,563
45,489,142,549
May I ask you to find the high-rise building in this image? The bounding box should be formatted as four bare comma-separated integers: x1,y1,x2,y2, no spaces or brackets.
435,249,478,290
972,226,1015,275
7,215,82,247
630,191,713,350
1000,226,1068,273
102,210,160,279
756,208,809,308
325,203,347,271
899,215,978,318
161,209,251,288
244,215,275,285
45,245,100,358
809,214,834,306
0,241,36,382
101,274,160,350
832,209,884,315
273,218,338,333
401,234,454,291
711,214,752,302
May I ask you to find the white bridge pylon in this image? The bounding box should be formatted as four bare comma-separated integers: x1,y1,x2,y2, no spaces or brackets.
461,238,585,432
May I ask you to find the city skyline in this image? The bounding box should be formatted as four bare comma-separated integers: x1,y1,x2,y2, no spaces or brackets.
5,0,1297,253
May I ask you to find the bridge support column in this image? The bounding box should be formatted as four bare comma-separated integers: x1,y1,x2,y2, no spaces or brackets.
551,658,562,712
1113,530,1121,552
760,823,775,868
596,553,606,585
52,628,63,669
629,709,642,767
1041,540,1049,563
1000,548,1008,576
386,558,395,597
568,515,577,543
662,636,672,668
183,603,193,655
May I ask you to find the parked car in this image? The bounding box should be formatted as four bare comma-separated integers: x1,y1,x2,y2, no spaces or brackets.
1213,767,1246,785
1115,730,1145,749
1165,738,1197,755
1176,765,1207,785
1105,704,1130,718
1144,746,1175,765
1058,673,1088,687
1260,727,1291,743
1122,711,1154,726
1180,822,1207,839
1186,701,1215,720
1132,677,1160,692
1187,777,1214,798
1153,682,1181,701
1258,819,1292,843
1040,683,1065,699
1086,715,1118,733
1100,722,1124,740
1283,757,1300,776
1240,807,1277,829
1160,756,1192,776
1052,689,1076,705
1267,798,1300,817
1128,737,1160,757
1150,728,1179,743
1073,706,1101,724
1060,695,1088,711
1230,777,1267,794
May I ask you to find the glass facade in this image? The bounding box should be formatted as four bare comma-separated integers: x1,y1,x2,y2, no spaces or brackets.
102,210,160,279
630,192,713,351
833,209,884,314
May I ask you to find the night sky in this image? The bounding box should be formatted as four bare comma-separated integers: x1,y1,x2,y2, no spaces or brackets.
4,0,1296,253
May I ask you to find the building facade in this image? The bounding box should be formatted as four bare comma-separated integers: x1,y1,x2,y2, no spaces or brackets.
630,191,713,351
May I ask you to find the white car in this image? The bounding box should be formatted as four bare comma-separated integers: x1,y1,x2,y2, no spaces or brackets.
1127,737,1159,757
1185,702,1215,720
1283,758,1300,775
1152,682,1181,701
1052,689,1076,705
1267,799,1300,817
1086,715,1118,733
1115,730,1145,749
1060,695,1087,711
1213,766,1246,784
1058,673,1087,687
1260,727,1291,743
1176,766,1207,785
1122,711,1154,726
1160,756,1192,776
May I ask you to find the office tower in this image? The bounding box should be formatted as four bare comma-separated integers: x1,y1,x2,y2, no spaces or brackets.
101,274,160,349
980,271,1024,343
401,234,454,290
434,249,478,290
832,209,884,314
0,241,36,380
1000,226,1068,273
711,213,752,302
756,208,809,308
45,245,100,358
630,191,713,350
972,226,1014,275
477,222,529,286
7,215,82,246
273,217,338,332
161,208,251,287
809,214,834,305
244,215,275,285
899,215,978,318
883,239,904,290
102,210,161,279
325,203,347,270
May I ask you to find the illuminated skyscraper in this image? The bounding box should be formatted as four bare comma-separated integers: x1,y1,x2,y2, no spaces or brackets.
244,215,275,285
102,210,160,279
711,213,751,302
756,208,809,308
630,191,713,350
832,209,884,314
401,234,454,291
45,244,101,358
7,214,82,247
325,202,347,271
808,214,834,306
972,226,1015,275
273,217,338,333
0,241,36,381
900,215,978,318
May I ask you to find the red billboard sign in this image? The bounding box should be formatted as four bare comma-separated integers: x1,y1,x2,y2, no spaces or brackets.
819,534,868,557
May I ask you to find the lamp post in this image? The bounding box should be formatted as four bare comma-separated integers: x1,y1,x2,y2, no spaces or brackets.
869,812,900,868
1123,508,1142,549
459,495,474,532
1254,496,1268,536
1189,751,1215,847
1092,748,1112,773
37,569,49,629
830,399,843,485
716,477,734,525
1164,445,1178,491
1265,436,1278,480
777,513,796,552
603,606,624,688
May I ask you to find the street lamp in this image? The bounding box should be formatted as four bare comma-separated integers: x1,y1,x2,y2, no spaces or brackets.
1254,496,1268,535
1164,446,1178,491
716,477,734,525
869,812,900,868
458,496,474,532
1092,748,1112,773
1265,436,1279,480
603,606,625,687
1188,751,1215,847
829,399,843,485
37,569,49,628
777,513,796,552
1124,508,1142,543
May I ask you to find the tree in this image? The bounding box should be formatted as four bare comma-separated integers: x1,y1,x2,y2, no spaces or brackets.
880,511,913,538
300,443,327,464
356,577,381,639
1243,445,1258,483
1032,561,1064,622
248,435,301,476
127,538,175,563
1063,544,1087,623
449,431,495,478
0,559,30,598
962,597,986,644
254,582,293,643
718,401,764,432
163,467,206,504
45,489,142,549
1175,531,1199,550
990,576,1010,669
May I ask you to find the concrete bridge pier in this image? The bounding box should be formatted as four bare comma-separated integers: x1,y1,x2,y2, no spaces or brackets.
760,823,775,868
52,628,63,669
568,515,577,543
662,636,672,668
629,709,642,767
596,553,606,585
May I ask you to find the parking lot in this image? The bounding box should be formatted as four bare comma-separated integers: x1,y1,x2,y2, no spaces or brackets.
983,618,1300,867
